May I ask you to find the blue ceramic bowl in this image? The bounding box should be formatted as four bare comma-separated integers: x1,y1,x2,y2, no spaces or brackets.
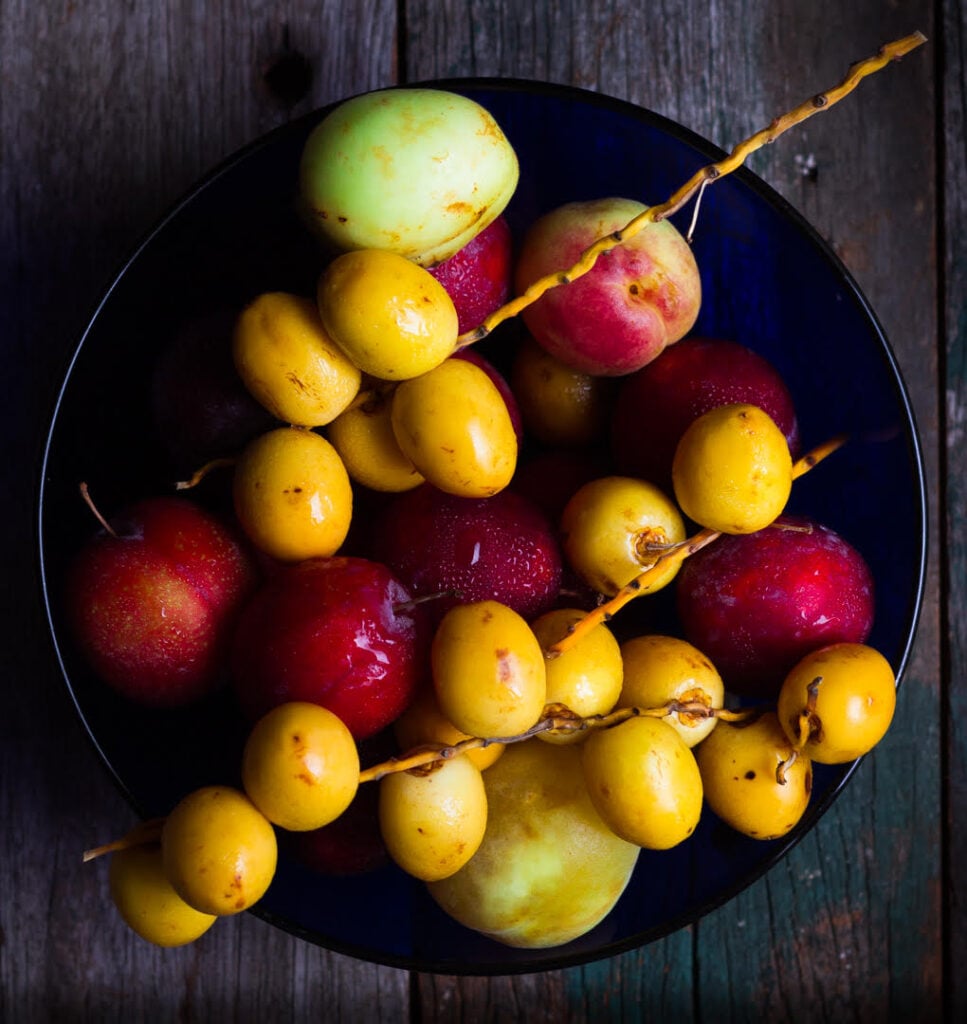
39,80,926,973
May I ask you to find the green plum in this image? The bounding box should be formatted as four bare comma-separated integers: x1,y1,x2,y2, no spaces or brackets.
427,740,639,948
299,88,519,266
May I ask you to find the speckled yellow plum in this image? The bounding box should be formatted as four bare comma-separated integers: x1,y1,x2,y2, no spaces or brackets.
672,402,793,534
241,702,360,832
391,357,518,497
232,292,361,427
431,600,546,739
327,391,425,493
560,475,685,596
109,843,217,947
379,755,488,881
582,716,703,849
696,712,812,840
161,786,278,916
776,642,896,764
618,634,724,747
317,249,458,381
530,607,623,742
233,427,352,562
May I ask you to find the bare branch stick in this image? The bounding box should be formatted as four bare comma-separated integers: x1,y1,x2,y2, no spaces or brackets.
456,31,927,348
545,434,848,657
358,701,756,783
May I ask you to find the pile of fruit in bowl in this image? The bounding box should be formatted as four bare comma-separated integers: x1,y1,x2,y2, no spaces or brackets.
39,74,925,973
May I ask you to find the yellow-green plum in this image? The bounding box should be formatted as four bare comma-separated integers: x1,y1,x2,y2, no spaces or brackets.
300,88,519,267
427,740,639,948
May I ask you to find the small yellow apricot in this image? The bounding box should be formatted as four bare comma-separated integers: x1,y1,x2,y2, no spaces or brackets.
109,843,217,947
530,608,623,743
672,403,793,534
233,427,352,562
582,717,703,849
431,600,546,738
696,712,812,840
391,358,517,498
560,476,685,596
777,643,896,764
379,755,488,881
161,786,278,916
618,634,724,747
317,249,458,380
327,390,425,493
242,702,360,831
233,292,361,426
511,338,611,446
393,686,504,771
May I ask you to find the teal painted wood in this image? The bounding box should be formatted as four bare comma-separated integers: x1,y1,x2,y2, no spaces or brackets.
566,933,697,1020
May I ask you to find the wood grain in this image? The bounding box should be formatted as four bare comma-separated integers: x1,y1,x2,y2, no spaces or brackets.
944,0,967,1021
0,2,407,1020
0,0,948,1020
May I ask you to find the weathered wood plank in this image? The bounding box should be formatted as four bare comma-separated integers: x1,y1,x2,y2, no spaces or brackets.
0,2,412,1020
944,0,967,1019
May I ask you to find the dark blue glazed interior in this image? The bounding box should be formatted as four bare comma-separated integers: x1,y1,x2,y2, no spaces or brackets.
38,81,926,974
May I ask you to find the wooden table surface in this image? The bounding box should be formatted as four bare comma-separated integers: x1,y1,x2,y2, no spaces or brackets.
2,1,958,1020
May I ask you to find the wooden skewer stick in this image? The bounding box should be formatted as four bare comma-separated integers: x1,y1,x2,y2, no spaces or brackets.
455,30,927,348
544,435,848,658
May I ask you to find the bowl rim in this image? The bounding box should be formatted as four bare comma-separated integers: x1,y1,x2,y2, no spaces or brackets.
36,75,928,976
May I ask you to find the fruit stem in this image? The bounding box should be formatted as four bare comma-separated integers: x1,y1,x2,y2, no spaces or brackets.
547,528,722,658
791,434,847,479
778,677,825,783
455,31,926,348
174,457,236,491
82,817,165,863
393,589,464,614
79,482,117,537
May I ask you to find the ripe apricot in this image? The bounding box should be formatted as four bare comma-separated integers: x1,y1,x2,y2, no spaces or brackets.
672,402,793,534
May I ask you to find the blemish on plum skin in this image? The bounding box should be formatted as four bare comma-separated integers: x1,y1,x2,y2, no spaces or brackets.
495,648,512,681
745,770,756,780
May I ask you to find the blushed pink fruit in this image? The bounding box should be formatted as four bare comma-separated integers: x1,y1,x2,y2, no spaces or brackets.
231,556,422,739
611,336,800,490
675,516,874,698
514,197,701,376
66,496,259,707
369,485,563,627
